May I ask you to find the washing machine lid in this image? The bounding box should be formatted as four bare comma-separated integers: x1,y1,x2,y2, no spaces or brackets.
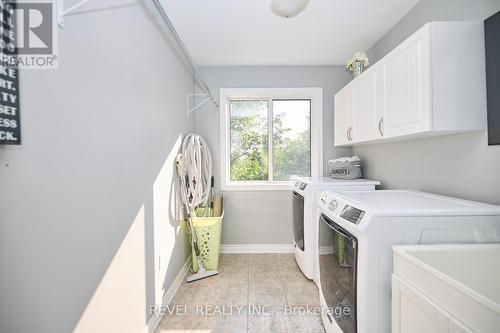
330,190,500,216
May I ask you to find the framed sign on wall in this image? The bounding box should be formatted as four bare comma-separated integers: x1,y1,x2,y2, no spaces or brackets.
1,1,21,145
485,10,500,146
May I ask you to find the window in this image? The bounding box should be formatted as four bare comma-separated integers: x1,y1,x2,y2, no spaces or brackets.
220,88,322,190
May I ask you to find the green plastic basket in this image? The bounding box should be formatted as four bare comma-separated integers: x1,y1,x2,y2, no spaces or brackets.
190,208,223,272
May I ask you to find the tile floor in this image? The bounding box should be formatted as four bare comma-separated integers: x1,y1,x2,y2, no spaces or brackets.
155,253,325,333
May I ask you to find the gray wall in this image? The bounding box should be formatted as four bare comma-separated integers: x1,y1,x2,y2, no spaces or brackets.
0,1,194,332
355,0,500,205
367,0,500,63
196,66,352,244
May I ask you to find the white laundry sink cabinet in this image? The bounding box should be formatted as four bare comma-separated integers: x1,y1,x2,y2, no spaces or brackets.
392,244,500,333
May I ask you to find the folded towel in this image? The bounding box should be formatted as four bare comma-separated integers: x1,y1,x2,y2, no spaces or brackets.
332,156,361,163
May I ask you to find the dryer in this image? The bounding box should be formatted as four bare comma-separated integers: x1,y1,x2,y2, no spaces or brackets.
317,190,500,333
292,177,380,280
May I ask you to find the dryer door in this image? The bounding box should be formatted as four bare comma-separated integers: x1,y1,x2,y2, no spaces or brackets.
319,213,358,333
292,191,305,251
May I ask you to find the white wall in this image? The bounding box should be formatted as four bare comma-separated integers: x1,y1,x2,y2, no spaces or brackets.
0,1,194,332
355,0,500,205
196,66,352,244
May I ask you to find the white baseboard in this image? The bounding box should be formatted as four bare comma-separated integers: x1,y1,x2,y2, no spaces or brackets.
143,256,191,333
221,243,294,253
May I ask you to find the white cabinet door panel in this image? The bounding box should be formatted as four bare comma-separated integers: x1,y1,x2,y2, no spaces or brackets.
383,26,431,137
393,275,443,333
392,274,472,333
352,68,381,142
334,85,353,146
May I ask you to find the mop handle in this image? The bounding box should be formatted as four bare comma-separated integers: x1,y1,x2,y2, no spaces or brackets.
188,215,201,257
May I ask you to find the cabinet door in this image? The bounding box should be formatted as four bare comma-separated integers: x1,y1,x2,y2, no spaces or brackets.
392,275,472,333
392,274,443,333
382,25,432,138
334,84,353,146
352,67,381,142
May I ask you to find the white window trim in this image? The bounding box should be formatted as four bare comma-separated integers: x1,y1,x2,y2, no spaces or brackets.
220,87,323,191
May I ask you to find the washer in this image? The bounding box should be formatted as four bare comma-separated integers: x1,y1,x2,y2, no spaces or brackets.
292,177,380,281
317,190,500,333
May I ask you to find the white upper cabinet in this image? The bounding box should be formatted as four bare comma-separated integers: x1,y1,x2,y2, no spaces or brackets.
334,22,487,146
334,83,353,145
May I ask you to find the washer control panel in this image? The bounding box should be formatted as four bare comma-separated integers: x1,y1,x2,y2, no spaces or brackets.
340,205,365,224
328,200,338,211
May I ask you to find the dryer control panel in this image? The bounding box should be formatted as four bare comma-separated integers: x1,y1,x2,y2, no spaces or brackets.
340,205,365,224
294,181,307,190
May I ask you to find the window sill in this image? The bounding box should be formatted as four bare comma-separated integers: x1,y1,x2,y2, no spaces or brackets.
221,182,294,192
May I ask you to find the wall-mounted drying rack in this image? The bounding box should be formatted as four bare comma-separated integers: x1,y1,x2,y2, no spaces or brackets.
151,0,218,113
187,94,215,114
57,0,89,27
57,0,219,113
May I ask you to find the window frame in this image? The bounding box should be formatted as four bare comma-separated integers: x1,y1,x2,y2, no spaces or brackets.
220,87,323,191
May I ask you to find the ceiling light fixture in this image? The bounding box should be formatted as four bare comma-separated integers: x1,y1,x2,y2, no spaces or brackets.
270,0,310,18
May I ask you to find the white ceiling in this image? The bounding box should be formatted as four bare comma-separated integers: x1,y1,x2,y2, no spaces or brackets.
163,0,419,66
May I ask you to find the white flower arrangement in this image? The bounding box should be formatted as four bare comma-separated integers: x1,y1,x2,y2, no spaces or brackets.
345,52,370,72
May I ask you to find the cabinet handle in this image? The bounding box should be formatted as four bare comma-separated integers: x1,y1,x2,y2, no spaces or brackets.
346,128,350,141
378,118,384,136
348,127,353,142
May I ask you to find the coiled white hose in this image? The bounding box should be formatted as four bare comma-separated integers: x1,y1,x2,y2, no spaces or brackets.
177,133,212,216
